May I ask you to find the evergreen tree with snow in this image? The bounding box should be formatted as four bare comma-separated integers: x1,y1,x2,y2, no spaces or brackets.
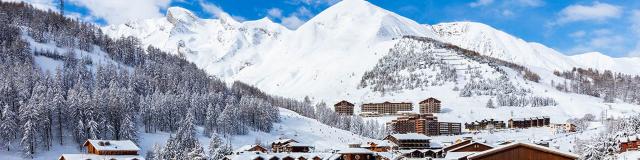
208,134,224,159
486,98,495,108
87,119,99,140
1,105,17,151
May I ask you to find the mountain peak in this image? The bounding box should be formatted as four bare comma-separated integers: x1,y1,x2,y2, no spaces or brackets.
166,7,199,25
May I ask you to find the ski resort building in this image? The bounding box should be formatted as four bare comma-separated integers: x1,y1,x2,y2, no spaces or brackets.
384,133,437,150
361,101,412,115
272,138,298,153
58,139,142,160
271,139,314,153
334,100,355,115
465,119,506,131
508,116,550,128
419,97,441,113
222,152,332,160
387,114,461,136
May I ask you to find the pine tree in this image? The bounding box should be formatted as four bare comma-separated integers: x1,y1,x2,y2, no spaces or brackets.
208,134,224,159
87,119,99,139
486,98,495,108
119,115,137,142
1,105,17,151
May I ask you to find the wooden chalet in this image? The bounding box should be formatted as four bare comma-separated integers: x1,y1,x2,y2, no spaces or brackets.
508,116,550,129
271,138,298,153
337,148,376,160
465,119,506,131
384,133,433,150
619,134,640,152
234,144,268,154
222,152,331,160
83,139,140,155
419,97,441,113
466,142,579,160
334,100,355,115
58,154,143,160
284,142,314,153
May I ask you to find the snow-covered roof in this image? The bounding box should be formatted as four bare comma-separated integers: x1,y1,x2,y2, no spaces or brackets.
288,142,314,147
272,138,297,144
389,133,430,140
449,141,493,152
223,152,332,160
337,148,374,154
466,142,579,159
360,140,394,148
444,152,477,159
233,144,265,153
84,139,140,151
59,154,144,160
619,134,640,143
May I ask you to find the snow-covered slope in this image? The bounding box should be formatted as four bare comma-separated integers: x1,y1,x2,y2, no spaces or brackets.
569,52,640,75
0,108,368,159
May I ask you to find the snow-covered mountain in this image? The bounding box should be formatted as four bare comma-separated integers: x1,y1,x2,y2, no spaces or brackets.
432,22,640,75
104,0,640,123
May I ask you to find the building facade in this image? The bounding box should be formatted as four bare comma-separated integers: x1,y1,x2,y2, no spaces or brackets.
361,101,412,115
419,97,441,114
465,119,506,131
387,114,460,136
508,116,550,128
384,133,433,150
334,100,355,115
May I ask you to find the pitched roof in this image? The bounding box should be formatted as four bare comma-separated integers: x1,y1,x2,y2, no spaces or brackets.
338,148,374,154
388,133,430,140
466,142,579,160
444,152,477,159
288,142,314,147
272,138,298,144
233,144,265,153
83,139,140,152
59,154,143,160
334,100,354,106
449,141,494,152
419,97,441,104
223,152,333,160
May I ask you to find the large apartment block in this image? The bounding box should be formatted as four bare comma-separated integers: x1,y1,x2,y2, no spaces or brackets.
334,100,355,115
419,97,441,114
387,114,460,136
361,101,412,115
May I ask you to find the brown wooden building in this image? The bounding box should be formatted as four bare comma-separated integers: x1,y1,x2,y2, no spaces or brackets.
361,101,412,115
82,139,140,155
233,144,268,154
384,133,434,150
419,97,441,113
508,116,550,129
465,119,506,131
619,134,640,152
271,138,298,153
334,100,355,115
337,148,378,160
387,114,460,136
466,142,579,160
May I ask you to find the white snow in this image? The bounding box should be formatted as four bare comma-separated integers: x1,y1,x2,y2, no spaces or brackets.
84,139,141,152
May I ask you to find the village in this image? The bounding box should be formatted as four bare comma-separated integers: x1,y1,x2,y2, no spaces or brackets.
55,97,606,160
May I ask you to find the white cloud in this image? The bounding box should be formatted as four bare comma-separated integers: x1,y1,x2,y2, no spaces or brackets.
69,0,172,25
514,0,544,7
631,10,640,35
288,0,339,7
198,1,244,22
501,10,514,17
469,0,494,7
267,8,283,18
555,2,622,25
569,30,586,38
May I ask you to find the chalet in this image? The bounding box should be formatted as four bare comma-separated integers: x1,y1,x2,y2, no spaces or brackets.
334,100,355,115
83,139,140,155
419,97,441,113
508,117,550,129
465,119,506,131
336,148,376,160
384,133,434,150
466,142,579,160
222,152,331,160
443,141,494,160
58,139,142,160
58,154,143,160
619,134,640,152
272,138,298,153
353,141,395,152
233,144,268,154
361,101,412,115
284,142,314,153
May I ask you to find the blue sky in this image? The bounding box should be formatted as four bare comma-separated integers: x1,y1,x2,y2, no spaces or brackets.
13,0,640,57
